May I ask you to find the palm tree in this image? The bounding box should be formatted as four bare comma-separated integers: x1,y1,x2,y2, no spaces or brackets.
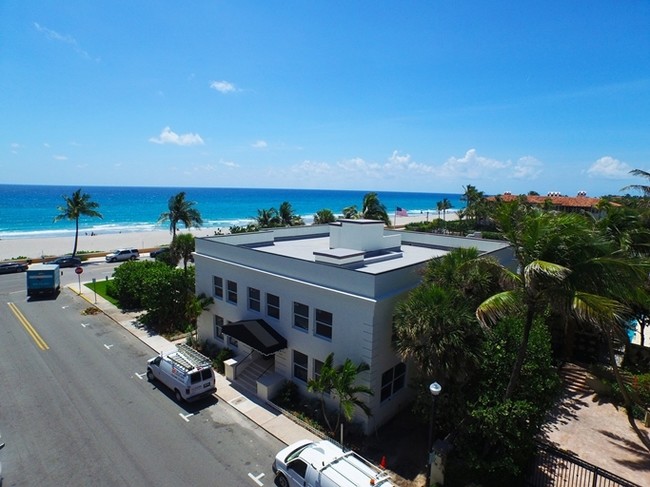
621,169,650,197
158,192,203,239
313,209,336,225
278,201,304,226
361,192,390,225
170,233,195,271
342,205,359,219
331,358,373,435
307,353,373,436
440,197,452,222
461,185,484,223
53,189,103,257
436,201,443,220
307,353,336,433
255,208,280,228
476,201,647,400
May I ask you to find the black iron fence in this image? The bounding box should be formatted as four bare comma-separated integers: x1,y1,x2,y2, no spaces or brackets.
527,442,641,487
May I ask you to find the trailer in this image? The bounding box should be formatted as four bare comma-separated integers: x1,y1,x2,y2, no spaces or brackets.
26,264,61,297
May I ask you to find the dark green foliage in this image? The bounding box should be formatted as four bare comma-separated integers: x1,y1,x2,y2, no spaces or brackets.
107,260,161,309
273,380,301,409
452,316,561,484
196,340,233,374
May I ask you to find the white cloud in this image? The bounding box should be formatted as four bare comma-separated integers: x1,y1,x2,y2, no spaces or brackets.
221,160,239,168
441,149,510,179
53,155,68,161
43,142,50,148
252,140,268,149
587,156,631,179
291,160,332,176
149,126,204,146
210,80,238,94
33,22,98,61
10,142,21,154
511,156,542,180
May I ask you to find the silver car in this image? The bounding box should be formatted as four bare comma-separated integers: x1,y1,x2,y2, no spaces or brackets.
105,248,139,263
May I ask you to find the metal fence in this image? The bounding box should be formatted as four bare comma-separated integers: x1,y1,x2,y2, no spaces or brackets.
527,442,641,487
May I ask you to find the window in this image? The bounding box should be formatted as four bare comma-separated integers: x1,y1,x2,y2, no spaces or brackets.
214,315,224,341
293,302,309,331
287,459,308,479
228,336,238,348
227,280,238,304
315,309,333,340
267,293,280,319
380,362,406,402
248,287,261,311
213,276,223,299
293,350,308,383
313,358,324,382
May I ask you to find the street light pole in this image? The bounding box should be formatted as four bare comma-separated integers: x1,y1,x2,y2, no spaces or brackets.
425,382,442,487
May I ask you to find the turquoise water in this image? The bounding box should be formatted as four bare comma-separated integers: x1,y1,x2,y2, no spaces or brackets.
0,185,465,239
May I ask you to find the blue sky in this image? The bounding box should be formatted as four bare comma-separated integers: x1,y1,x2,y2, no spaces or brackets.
2,1,649,196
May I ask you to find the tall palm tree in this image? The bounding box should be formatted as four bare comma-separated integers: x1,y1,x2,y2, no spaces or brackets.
440,197,452,222
313,208,336,225
461,184,484,223
307,353,337,433
361,192,390,226
476,201,647,400
53,189,103,257
342,205,359,219
158,192,203,238
621,169,650,197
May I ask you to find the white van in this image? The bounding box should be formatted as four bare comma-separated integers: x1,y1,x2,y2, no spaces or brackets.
146,344,216,402
273,439,395,487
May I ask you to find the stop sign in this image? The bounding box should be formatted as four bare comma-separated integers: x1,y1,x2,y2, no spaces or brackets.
75,266,83,275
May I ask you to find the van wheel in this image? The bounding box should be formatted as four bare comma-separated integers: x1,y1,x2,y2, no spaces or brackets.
130,255,137,260
276,473,289,487
174,389,183,402
146,369,154,381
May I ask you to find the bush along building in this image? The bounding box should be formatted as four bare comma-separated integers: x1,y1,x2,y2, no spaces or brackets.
194,219,512,434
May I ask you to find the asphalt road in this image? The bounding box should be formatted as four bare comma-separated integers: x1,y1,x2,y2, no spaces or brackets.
0,266,284,486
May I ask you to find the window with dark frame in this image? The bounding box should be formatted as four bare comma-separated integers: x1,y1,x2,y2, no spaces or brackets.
227,280,238,304
380,362,406,402
315,308,333,339
293,302,309,331
213,276,223,299
267,293,280,319
214,315,224,341
313,358,324,381
248,287,261,311
293,350,308,383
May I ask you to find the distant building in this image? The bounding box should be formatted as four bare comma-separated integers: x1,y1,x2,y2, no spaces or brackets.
486,191,609,214
194,220,512,434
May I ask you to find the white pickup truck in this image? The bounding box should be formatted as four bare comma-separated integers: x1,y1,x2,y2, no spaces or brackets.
273,439,395,487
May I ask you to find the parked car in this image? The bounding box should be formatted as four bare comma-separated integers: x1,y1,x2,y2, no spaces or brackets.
146,344,216,402
105,248,139,263
0,262,29,274
149,247,170,259
48,256,82,268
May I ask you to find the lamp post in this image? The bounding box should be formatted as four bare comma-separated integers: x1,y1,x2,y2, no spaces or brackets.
425,382,442,487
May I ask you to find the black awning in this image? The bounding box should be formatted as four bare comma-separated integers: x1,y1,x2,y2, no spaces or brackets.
222,319,287,355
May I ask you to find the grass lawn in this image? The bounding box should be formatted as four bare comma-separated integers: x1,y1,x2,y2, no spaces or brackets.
84,279,119,306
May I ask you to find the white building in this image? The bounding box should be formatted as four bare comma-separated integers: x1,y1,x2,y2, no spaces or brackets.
194,220,512,434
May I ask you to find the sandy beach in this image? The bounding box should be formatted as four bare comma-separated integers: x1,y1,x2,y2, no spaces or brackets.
0,214,449,261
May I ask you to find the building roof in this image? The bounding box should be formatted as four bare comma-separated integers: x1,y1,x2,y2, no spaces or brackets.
486,193,603,209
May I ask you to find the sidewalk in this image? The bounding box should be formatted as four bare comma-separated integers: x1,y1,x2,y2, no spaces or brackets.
67,283,321,449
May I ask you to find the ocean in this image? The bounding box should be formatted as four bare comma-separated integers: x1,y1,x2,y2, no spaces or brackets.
0,184,465,239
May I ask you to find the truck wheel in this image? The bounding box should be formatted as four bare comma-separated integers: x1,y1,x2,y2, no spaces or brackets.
276,473,289,487
146,369,154,381
130,256,137,260
174,389,183,403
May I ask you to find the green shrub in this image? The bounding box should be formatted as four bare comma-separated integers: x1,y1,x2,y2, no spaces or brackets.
273,380,301,409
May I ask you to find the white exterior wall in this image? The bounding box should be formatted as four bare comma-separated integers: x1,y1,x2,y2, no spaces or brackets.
194,226,512,435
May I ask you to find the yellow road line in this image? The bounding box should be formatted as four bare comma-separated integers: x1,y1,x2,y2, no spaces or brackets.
7,302,49,351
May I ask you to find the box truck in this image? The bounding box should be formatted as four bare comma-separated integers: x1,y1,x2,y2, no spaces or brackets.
26,264,61,297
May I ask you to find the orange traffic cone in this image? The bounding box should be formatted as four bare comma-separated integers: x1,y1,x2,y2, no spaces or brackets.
379,455,387,469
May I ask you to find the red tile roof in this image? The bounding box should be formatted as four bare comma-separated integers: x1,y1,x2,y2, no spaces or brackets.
486,194,603,209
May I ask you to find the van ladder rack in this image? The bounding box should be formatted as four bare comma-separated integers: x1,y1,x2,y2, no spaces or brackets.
168,343,212,371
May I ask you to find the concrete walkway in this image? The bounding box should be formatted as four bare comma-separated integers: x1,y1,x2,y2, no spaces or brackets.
67,283,321,449
541,363,650,486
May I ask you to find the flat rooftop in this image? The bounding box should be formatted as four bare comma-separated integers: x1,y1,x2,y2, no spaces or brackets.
254,235,447,274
